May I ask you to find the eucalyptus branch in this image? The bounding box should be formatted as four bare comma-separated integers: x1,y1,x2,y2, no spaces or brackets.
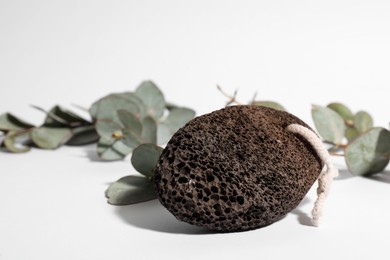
30,105,83,127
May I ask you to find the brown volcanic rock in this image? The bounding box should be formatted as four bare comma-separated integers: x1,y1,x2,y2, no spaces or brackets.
154,105,322,232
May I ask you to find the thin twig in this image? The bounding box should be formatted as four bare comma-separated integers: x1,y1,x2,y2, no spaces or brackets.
250,91,258,105
329,152,345,157
216,85,242,106
323,140,347,149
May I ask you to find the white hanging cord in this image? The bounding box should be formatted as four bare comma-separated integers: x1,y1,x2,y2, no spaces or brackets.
286,124,339,226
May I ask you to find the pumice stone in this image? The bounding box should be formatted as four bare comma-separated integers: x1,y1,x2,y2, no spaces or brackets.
154,105,337,232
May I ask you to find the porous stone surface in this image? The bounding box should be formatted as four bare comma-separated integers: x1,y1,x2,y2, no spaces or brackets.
154,105,323,232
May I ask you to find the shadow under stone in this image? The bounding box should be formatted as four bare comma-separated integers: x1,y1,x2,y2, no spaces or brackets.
115,199,213,235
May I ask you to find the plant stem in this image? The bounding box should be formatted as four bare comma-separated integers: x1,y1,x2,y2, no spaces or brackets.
217,85,242,106
329,152,345,157
323,140,347,149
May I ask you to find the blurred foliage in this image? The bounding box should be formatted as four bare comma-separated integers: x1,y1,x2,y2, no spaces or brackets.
2,83,389,206
0,81,195,159
0,80,196,205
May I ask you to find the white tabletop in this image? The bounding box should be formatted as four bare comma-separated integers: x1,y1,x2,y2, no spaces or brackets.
1,1,390,259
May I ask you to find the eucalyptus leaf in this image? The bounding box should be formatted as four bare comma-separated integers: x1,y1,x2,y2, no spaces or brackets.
105,175,157,205
311,105,345,144
157,107,195,145
327,102,354,122
4,130,31,153
44,105,90,127
131,143,163,177
165,102,179,110
31,127,72,149
89,97,103,119
345,127,390,176
95,119,122,139
0,131,4,145
141,116,157,144
89,95,141,122
95,112,144,157
0,113,34,131
111,140,133,155
97,137,132,161
67,125,99,146
114,92,147,118
122,129,141,148
135,81,165,120
345,127,360,143
163,107,195,133
354,111,374,133
97,137,121,160
157,124,172,145
251,101,286,111
90,94,115,119
117,110,142,135
90,92,147,119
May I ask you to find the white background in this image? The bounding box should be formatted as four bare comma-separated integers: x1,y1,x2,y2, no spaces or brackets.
1,1,390,259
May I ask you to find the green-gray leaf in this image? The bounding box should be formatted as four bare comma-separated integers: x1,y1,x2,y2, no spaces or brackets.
354,111,374,133
165,102,179,111
345,127,390,176
117,110,142,135
135,81,165,120
141,116,157,144
0,131,4,145
44,105,90,127
31,127,72,149
105,175,157,205
67,125,99,146
122,129,142,148
312,105,345,144
112,92,147,118
131,143,164,177
157,124,172,145
327,102,354,122
95,119,122,139
157,107,195,144
345,127,360,143
97,137,132,161
89,95,141,122
4,130,31,153
251,101,286,111
164,107,195,133
0,113,34,131
118,110,143,148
